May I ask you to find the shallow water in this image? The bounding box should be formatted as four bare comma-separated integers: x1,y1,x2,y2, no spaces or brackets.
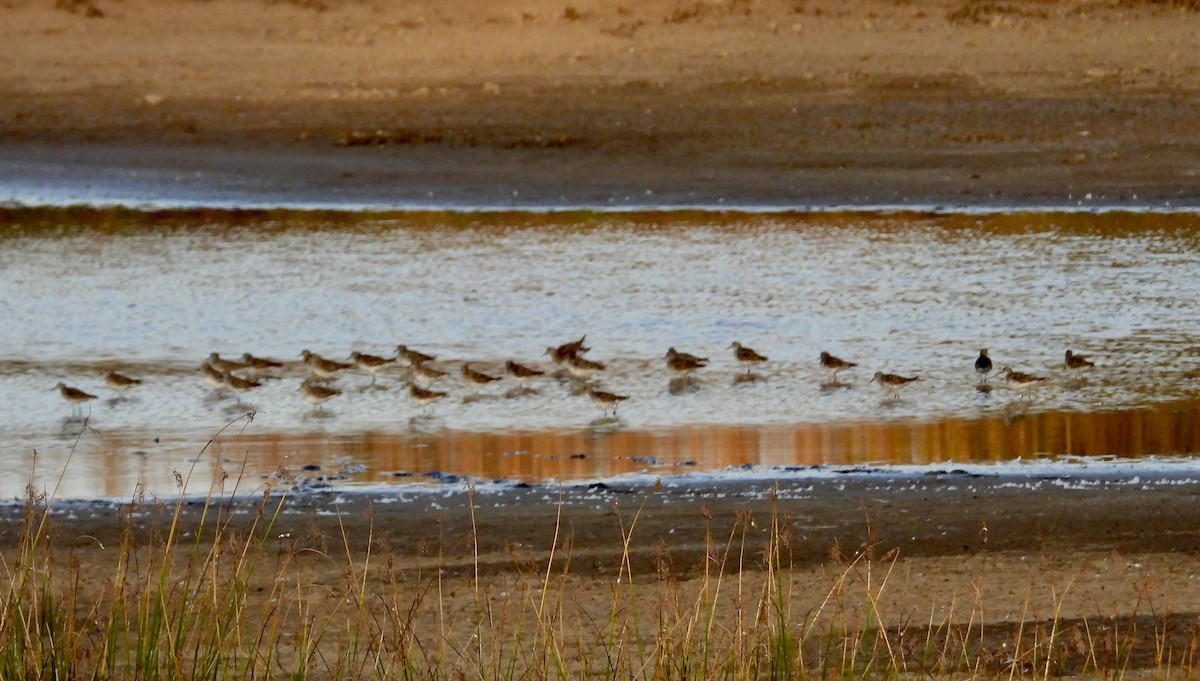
3,209,1200,499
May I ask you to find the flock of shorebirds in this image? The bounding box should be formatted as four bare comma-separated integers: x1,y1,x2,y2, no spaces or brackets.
51,336,1098,419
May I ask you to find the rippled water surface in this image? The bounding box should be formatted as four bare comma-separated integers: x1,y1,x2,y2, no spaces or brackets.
3,209,1200,498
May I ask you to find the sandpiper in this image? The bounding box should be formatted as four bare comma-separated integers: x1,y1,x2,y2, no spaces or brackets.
462,363,501,388
505,359,545,383
206,352,248,373
200,362,226,390
350,350,394,384
300,350,352,380
545,341,584,365
820,352,857,384
223,370,261,400
300,379,341,410
561,334,590,356
104,371,142,392
975,349,993,385
869,371,920,399
1065,350,1095,371
729,342,767,374
587,387,629,417
999,367,1047,399
665,347,708,374
55,382,96,414
408,382,448,410
241,353,283,370
395,345,436,367
412,362,448,387
566,354,606,380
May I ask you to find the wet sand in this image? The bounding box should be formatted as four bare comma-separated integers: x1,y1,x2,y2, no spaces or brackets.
3,0,1200,208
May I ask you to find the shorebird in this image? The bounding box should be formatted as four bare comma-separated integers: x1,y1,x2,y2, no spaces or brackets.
587,387,629,417
54,382,96,414
412,362,448,387
819,352,857,384
349,350,394,384
395,345,436,367
505,359,545,383
241,353,283,370
560,334,590,356
200,362,227,390
300,379,341,411
104,371,142,393
665,347,708,375
408,382,448,411
729,342,767,374
999,367,1047,399
1065,350,1095,371
462,363,502,389
206,352,248,373
545,341,584,365
566,354,606,380
300,350,352,380
223,370,261,400
975,349,993,385
869,371,920,399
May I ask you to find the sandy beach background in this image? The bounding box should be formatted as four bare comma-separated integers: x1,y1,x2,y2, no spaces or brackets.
2,0,1200,206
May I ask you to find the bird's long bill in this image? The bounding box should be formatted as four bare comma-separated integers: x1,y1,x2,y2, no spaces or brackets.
868,375,876,383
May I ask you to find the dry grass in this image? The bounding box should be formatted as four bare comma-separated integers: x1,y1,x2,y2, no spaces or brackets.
4,491,1197,679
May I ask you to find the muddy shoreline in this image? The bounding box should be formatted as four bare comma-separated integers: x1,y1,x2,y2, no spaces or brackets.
4,104,1200,210
13,468,1200,574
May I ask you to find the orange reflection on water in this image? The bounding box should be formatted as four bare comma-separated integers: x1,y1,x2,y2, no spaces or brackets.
215,402,1200,485
27,401,1200,500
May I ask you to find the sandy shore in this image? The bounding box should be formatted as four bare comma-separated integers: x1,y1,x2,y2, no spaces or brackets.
3,0,1200,207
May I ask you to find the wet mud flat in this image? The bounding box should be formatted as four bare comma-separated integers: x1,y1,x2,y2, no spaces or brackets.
14,466,1200,572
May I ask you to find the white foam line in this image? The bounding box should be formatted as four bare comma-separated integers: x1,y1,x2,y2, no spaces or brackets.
3,196,1200,216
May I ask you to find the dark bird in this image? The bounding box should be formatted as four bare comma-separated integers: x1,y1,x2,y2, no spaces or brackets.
240,353,283,370
300,379,341,410
300,350,352,379
1065,350,1095,371
408,382,448,411
412,362,448,386
200,362,226,390
206,352,249,373
975,349,993,384
819,351,857,383
223,370,261,399
665,347,708,374
396,345,436,367
505,360,546,382
462,363,502,388
545,336,590,364
869,371,920,399
104,371,142,392
350,351,395,384
729,342,767,373
999,366,1048,399
566,354,606,379
55,382,96,414
588,387,629,417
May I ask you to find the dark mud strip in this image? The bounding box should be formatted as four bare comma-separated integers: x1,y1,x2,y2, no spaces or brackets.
7,470,1200,576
